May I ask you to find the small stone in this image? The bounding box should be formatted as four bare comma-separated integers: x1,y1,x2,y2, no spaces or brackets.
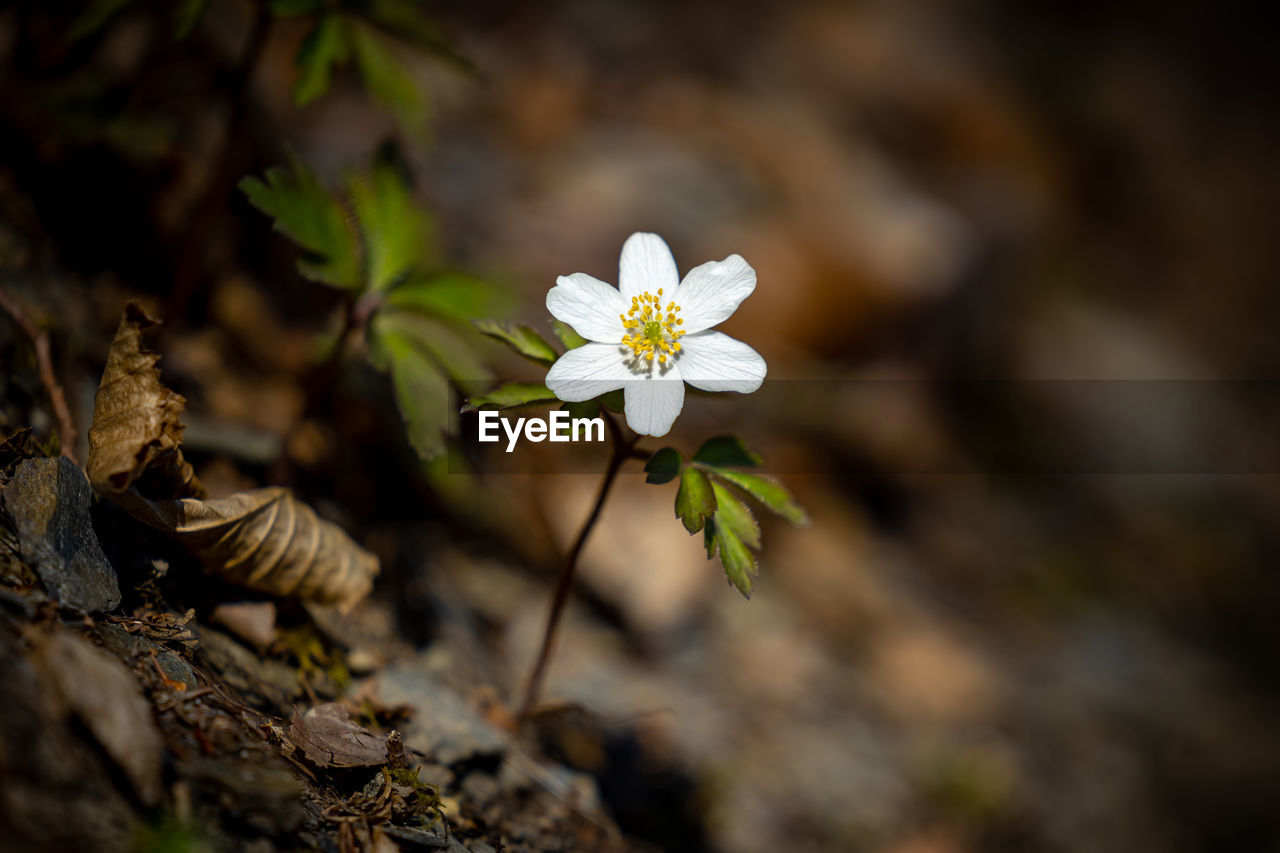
2,457,120,612
365,656,509,765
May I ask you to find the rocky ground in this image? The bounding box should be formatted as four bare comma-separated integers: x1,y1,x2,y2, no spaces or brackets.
4,1,1280,852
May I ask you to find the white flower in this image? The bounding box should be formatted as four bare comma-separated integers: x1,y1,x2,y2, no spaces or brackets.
544,232,767,437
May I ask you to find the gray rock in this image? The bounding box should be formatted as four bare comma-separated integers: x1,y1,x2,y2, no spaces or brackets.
2,457,120,612
365,657,509,765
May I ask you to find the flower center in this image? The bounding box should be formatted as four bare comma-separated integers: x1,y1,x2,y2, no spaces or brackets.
620,289,685,365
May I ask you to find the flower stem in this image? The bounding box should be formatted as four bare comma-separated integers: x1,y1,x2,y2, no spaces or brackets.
518,412,638,719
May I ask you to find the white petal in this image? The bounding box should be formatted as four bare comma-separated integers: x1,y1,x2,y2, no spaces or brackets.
674,254,756,333
623,366,685,437
675,331,767,393
547,273,627,343
618,232,679,300
545,343,632,401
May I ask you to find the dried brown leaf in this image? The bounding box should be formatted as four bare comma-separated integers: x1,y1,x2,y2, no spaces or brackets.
31,629,165,806
87,302,204,498
288,703,388,768
86,304,378,610
119,487,378,611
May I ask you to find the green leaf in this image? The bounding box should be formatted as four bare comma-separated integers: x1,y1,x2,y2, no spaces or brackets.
376,323,451,460
239,155,362,290
387,274,512,327
675,467,716,534
715,522,757,598
174,0,207,38
703,517,718,559
270,0,324,16
693,435,762,468
350,21,428,133
349,161,428,292
644,448,682,485
376,308,490,388
706,468,809,526
70,0,135,41
473,319,558,366
551,319,587,351
462,382,556,412
293,14,351,107
710,481,761,550
599,389,624,413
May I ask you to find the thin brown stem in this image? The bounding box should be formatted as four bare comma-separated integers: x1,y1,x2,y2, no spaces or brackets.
518,423,640,720
0,287,77,463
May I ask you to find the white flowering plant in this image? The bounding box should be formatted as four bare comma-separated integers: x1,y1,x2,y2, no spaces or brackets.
467,233,808,713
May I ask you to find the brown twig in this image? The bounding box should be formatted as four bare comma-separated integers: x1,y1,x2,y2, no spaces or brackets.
518,411,640,719
0,287,78,463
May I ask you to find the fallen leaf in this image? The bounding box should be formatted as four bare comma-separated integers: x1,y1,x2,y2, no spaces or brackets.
31,629,165,806
87,302,204,498
117,487,378,611
86,304,379,610
288,703,388,768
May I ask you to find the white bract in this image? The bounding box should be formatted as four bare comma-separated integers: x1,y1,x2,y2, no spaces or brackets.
544,232,767,436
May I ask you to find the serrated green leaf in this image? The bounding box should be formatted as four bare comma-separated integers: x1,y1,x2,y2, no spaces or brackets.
473,319,558,366
675,467,716,534
174,0,207,38
70,0,135,41
644,448,682,485
706,468,809,526
240,155,362,290
377,323,451,460
293,14,351,107
716,522,757,598
693,435,762,468
710,480,761,550
376,308,490,389
551,319,587,351
462,382,556,412
270,0,324,16
703,517,718,559
387,274,512,327
599,389,624,413
349,161,428,292
350,21,428,133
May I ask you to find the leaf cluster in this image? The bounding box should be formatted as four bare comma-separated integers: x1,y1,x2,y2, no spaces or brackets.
280,0,470,134
645,436,808,598
241,155,507,459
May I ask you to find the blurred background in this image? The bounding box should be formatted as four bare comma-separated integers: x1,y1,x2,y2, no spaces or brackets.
3,1,1280,851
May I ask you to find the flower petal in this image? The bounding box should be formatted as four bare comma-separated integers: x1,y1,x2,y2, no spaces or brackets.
547,273,627,343
674,254,756,333
545,342,633,401
619,232,679,300
675,331,767,393
623,367,685,437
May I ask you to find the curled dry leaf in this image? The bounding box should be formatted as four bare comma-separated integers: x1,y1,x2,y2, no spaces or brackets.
87,301,204,498
119,487,378,611
88,302,378,611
